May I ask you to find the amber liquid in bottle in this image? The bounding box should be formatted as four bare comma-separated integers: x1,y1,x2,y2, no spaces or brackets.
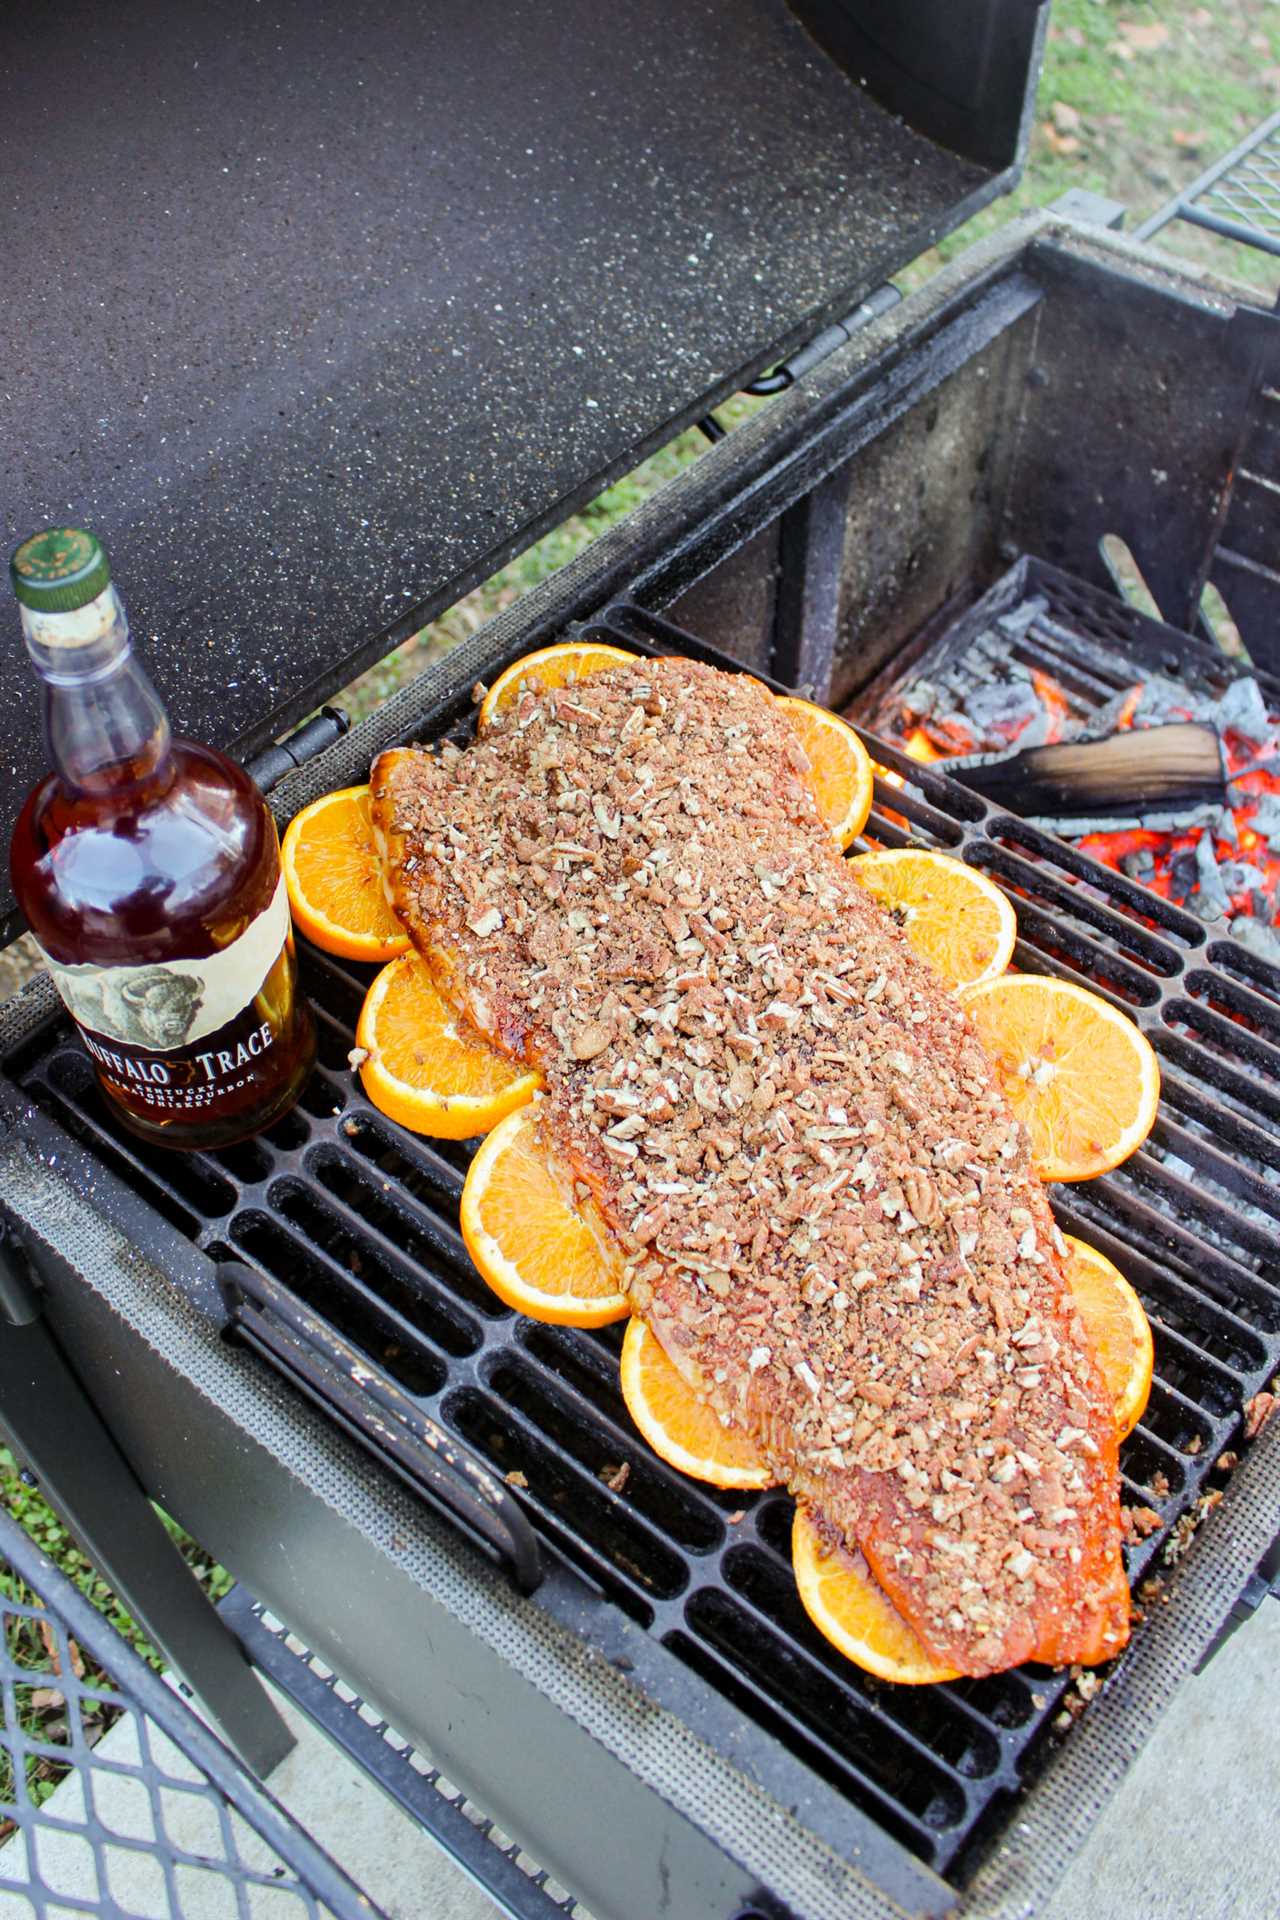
10,554,315,1149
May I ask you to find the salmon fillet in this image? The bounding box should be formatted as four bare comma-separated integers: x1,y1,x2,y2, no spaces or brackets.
370,656,1130,1676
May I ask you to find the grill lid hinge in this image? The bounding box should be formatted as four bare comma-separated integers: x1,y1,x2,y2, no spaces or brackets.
246,705,351,795
697,282,902,441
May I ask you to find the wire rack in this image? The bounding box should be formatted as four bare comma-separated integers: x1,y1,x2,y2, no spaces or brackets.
1137,109,1280,267
0,1508,383,1920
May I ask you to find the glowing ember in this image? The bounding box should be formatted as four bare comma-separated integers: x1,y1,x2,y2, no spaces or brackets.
1114,685,1143,731
1030,667,1073,743
873,660,1280,943
904,727,944,764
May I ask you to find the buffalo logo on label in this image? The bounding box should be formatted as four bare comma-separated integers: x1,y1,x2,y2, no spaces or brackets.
60,967,205,1051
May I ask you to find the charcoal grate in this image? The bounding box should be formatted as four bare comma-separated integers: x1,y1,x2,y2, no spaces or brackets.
3,582,1278,1892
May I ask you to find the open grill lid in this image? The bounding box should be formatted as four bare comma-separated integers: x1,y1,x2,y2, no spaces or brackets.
0,0,1045,936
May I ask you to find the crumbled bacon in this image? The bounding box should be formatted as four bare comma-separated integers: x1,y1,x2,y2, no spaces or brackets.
372,657,1129,1676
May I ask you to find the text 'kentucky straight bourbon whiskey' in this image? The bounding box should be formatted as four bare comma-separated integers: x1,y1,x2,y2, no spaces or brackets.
9,528,315,1148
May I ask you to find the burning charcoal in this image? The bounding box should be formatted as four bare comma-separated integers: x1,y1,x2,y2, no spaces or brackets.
1039,800,1225,838
1216,861,1265,896
995,594,1048,640
1089,685,1146,737
1131,675,1202,728
1246,792,1280,854
1215,677,1271,747
1229,754,1280,792
1121,849,1157,885
900,680,939,719
1190,834,1231,922
1145,802,1231,835
1231,918,1280,968
1169,847,1200,905
961,682,1046,750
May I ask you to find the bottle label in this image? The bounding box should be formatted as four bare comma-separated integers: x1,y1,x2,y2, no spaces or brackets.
37,875,295,1113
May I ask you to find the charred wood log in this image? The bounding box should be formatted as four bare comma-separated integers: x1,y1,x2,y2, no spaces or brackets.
948,723,1226,818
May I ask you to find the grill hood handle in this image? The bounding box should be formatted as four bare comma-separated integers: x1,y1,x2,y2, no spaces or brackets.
217,1261,543,1596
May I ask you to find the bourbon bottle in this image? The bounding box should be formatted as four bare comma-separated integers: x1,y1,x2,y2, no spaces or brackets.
9,528,315,1149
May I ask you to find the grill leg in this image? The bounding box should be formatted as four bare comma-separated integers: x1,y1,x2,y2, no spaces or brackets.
0,1219,295,1778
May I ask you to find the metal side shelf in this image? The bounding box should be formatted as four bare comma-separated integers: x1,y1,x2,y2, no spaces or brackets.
1137,108,1280,267
218,1587,587,1920
0,1510,381,1920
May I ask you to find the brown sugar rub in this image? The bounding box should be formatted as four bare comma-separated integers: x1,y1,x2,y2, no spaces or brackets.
371,657,1131,1677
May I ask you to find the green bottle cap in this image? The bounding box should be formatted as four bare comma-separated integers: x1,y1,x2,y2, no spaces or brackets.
10,527,112,613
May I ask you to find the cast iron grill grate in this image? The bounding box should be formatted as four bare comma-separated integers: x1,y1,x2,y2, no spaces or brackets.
5,581,1278,1889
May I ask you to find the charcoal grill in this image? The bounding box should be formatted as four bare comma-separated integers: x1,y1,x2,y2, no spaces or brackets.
4,10,1280,1917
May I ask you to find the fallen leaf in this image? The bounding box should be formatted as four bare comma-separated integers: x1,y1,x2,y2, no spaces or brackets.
1106,39,1136,62
1188,6,1213,24
1051,100,1082,132
1062,25,1085,47
28,1688,65,1712
504,1469,528,1488
1117,20,1171,52
1043,123,1083,158
1171,129,1209,150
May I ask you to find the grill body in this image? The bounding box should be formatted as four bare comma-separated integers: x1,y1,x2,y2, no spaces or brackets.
3,216,1279,1920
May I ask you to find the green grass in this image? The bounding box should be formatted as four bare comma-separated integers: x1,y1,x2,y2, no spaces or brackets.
5,0,1279,1701
0,1560,120,1825
0,1446,233,1817
919,0,1280,289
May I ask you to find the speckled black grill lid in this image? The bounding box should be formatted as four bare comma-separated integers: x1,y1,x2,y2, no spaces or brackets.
0,0,1042,934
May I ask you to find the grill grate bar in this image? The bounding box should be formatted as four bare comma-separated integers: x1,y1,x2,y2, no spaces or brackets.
1112,1154,1277,1268
5,566,1278,1894
1150,1115,1280,1222
1158,1075,1280,1175
308,1145,479,1288
1155,1027,1280,1132
669,1608,985,1849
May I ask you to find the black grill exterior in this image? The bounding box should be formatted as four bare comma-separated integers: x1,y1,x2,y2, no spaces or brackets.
6,594,1278,1894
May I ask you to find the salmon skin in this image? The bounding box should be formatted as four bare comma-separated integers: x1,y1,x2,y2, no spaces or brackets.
371,657,1130,1676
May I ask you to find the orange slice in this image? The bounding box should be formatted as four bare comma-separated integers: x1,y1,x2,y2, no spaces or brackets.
477,641,637,730
962,974,1160,1181
356,952,540,1139
619,1319,775,1490
775,697,875,848
282,785,410,962
460,1104,628,1325
1064,1235,1154,1438
850,848,1017,992
792,1509,961,1685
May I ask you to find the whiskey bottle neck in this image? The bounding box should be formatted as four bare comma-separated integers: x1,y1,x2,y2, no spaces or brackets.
21,584,173,794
